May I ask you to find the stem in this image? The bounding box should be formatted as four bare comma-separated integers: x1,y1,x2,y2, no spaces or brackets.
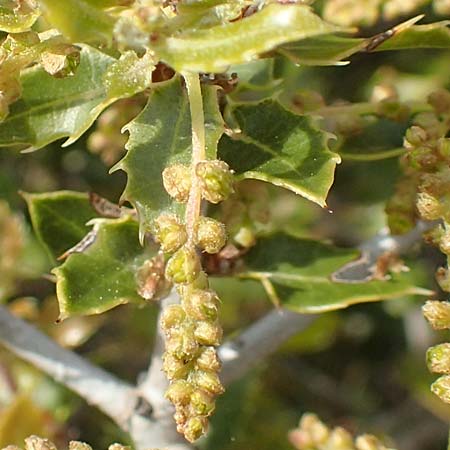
184,72,206,244
339,147,406,162
317,101,432,118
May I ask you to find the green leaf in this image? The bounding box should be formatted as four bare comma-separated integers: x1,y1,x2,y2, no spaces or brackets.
278,22,450,66
373,21,450,52
23,191,97,263
38,0,115,44
103,51,155,102
218,100,340,207
0,45,115,150
155,3,341,73
53,216,154,319
116,76,224,233
238,233,432,313
0,1,41,33
277,34,365,66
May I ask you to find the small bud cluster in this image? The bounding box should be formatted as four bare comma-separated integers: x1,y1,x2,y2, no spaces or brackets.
423,300,450,405
154,159,234,442
289,413,396,450
0,436,132,450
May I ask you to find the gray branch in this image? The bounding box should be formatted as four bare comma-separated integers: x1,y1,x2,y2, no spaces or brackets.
0,305,137,430
219,308,316,386
132,292,193,450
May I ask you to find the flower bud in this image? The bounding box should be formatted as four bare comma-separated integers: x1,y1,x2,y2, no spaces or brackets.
436,268,450,293
165,246,201,284
431,375,450,404
298,413,329,445
183,416,208,443
69,442,93,450
196,347,221,372
439,230,450,255
194,217,227,254
328,427,354,449
196,160,234,204
194,321,222,346
429,89,450,115
161,305,185,332
153,214,187,253
165,327,199,359
288,429,314,449
182,289,220,321
163,352,190,380
24,437,57,450
162,164,192,203
190,389,216,416
233,226,256,248
404,126,427,148
190,370,224,395
165,380,193,406
427,343,450,374
423,300,450,329
355,435,384,450
416,192,442,220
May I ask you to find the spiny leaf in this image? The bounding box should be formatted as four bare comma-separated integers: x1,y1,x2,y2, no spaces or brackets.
155,3,341,73
0,45,115,150
278,22,450,66
116,76,224,233
23,191,98,263
238,233,432,313
53,216,154,319
0,0,41,33
218,100,340,207
373,21,450,51
37,0,115,44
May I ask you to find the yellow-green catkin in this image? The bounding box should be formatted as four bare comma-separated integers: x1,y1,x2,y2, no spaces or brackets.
288,413,395,450
155,158,233,442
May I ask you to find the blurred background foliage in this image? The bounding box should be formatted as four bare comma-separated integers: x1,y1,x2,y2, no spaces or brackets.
1,2,450,449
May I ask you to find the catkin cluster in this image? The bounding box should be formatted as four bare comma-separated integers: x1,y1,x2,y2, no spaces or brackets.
423,300,450,404
153,159,233,442
388,90,450,287
1,436,131,450
386,91,450,405
289,413,396,450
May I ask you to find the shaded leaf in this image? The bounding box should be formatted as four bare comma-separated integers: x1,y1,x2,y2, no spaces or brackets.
155,3,341,73
0,45,115,150
278,22,450,66
218,100,340,207
116,76,224,233
53,216,154,319
238,233,431,313
374,21,450,52
0,1,41,33
38,0,115,44
23,191,97,263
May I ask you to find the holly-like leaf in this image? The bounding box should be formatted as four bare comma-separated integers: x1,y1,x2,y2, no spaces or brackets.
23,191,98,263
237,233,432,313
0,45,115,150
0,1,41,33
373,21,450,52
116,76,224,233
155,3,341,73
38,0,115,44
53,216,154,319
278,22,450,66
218,100,340,207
